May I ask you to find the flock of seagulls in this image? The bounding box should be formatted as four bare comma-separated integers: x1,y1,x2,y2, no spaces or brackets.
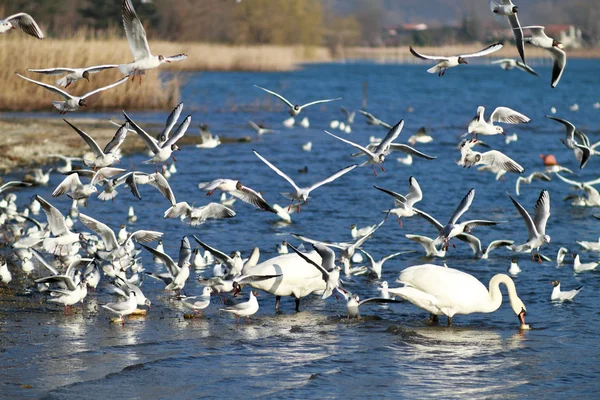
0,0,593,331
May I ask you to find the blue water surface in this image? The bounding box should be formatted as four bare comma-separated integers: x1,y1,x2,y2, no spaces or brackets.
1,60,600,399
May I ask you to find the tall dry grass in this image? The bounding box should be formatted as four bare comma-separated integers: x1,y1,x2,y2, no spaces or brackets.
0,33,179,111
158,43,330,72
0,31,330,111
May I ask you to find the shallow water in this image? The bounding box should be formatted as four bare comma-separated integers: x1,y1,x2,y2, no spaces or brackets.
2,60,600,398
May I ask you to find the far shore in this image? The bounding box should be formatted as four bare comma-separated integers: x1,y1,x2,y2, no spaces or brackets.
3,34,598,112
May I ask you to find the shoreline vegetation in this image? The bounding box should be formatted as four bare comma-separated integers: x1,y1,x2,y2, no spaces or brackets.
0,117,250,173
2,33,600,112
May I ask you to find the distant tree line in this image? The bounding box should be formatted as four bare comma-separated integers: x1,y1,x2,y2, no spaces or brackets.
0,0,597,47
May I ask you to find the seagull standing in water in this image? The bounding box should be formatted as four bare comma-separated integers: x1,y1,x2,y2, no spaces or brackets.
119,0,187,82
340,289,400,319
102,292,138,325
254,85,340,116
409,43,503,76
550,280,582,302
220,290,260,324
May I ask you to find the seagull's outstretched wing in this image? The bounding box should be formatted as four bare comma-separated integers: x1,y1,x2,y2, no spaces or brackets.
409,47,448,61
16,73,72,99
122,0,152,61
6,13,44,39
458,43,503,58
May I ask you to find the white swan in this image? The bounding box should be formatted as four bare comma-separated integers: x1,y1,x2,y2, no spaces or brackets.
388,264,527,327
241,252,326,312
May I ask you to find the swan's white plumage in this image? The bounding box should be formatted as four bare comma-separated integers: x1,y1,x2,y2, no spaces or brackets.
242,251,326,298
390,264,526,321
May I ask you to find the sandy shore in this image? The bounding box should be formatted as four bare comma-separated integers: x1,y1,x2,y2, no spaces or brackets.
0,117,248,174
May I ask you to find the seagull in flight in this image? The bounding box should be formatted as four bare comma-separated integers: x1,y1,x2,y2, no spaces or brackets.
421,189,502,251
324,120,404,175
508,190,551,262
491,59,539,76
458,140,524,174
27,65,118,88
123,110,190,171
522,26,566,88
248,121,278,136
0,12,44,39
254,84,341,116
489,0,525,63
326,120,436,175
358,110,392,130
515,171,551,196
409,43,503,76
374,176,423,227
63,119,128,168
545,116,594,169
119,0,187,82
197,179,275,212
467,106,530,140
253,149,357,212
286,242,343,300
16,73,128,114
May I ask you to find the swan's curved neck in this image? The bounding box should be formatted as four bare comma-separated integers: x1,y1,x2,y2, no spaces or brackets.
481,274,519,313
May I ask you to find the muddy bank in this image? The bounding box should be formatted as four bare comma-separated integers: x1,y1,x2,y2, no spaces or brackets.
0,117,250,174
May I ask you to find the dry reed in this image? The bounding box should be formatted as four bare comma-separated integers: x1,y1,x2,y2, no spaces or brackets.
0,33,181,111
0,31,331,112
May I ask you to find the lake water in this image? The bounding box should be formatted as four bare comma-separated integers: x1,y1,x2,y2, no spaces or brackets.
2,60,600,398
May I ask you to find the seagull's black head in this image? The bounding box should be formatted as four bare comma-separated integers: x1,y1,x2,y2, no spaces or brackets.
293,105,300,111
458,57,468,65
232,282,241,297
78,99,87,107
235,181,243,190
171,144,180,151
552,40,565,49
82,71,90,82
158,55,170,63
512,6,518,13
